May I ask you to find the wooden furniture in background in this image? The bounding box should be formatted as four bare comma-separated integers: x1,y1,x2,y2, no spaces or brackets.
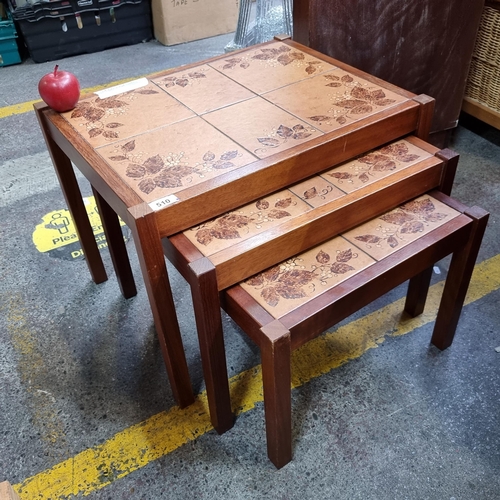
293,0,485,146
463,2,500,130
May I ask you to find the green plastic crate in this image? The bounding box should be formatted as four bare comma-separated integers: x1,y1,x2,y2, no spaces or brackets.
0,36,21,66
0,10,21,66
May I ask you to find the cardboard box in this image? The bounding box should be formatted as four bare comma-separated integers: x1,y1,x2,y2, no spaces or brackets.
152,0,239,46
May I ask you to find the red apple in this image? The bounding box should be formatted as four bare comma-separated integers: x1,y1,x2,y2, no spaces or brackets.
38,65,80,112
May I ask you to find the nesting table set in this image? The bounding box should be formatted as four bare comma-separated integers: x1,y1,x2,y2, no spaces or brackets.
35,36,488,468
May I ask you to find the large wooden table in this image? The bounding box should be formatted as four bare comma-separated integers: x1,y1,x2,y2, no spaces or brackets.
35,36,445,429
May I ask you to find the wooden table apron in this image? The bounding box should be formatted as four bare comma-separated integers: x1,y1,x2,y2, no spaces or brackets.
34,38,437,427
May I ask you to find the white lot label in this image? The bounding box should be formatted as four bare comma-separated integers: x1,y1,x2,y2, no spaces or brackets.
148,195,180,211
95,78,149,99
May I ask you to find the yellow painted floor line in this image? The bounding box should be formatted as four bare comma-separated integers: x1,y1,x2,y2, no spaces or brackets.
14,254,500,499
0,77,144,119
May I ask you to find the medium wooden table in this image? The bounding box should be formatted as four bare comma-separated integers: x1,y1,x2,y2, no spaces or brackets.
35,36,439,430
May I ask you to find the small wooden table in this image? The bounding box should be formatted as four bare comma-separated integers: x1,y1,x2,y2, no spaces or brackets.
35,36,439,428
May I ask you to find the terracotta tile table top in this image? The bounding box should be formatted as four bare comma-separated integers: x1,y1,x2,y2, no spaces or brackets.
35,37,439,433
239,194,461,318
56,39,420,235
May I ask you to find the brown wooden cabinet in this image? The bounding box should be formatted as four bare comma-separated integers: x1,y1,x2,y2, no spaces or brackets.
293,0,485,146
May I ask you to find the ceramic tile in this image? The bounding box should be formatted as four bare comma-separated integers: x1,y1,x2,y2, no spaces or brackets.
343,195,461,261
288,174,345,208
61,82,195,148
209,41,337,94
96,117,257,203
321,139,433,193
203,97,323,159
240,194,461,319
240,235,376,319
264,68,408,133
151,64,256,114
184,189,312,257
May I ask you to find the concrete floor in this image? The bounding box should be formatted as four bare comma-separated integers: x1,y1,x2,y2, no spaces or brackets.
0,35,499,499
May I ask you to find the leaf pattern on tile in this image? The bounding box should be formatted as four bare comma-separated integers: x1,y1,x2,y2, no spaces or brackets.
222,57,247,70
334,84,397,115
135,89,160,95
93,97,129,109
308,74,398,126
244,247,358,307
327,142,421,184
319,248,357,281
303,187,319,199
191,197,295,246
323,74,354,87
245,261,317,307
255,124,313,154
305,61,322,75
69,89,156,141
159,70,208,89
354,197,448,251
220,45,323,74
379,142,420,163
108,141,241,195
121,140,136,153
301,184,335,201
194,214,254,246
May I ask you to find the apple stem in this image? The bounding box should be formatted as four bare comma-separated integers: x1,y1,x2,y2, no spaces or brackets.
54,65,59,77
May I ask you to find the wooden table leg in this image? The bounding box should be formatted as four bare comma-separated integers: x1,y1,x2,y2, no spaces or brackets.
431,206,489,350
260,321,292,469
128,205,194,408
188,258,234,434
404,266,433,318
436,149,460,197
92,187,137,299
34,104,107,284
404,148,460,317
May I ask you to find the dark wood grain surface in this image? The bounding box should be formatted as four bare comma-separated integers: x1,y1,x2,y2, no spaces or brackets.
298,0,484,139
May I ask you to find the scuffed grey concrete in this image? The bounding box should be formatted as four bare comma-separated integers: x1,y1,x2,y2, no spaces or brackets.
0,36,499,500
